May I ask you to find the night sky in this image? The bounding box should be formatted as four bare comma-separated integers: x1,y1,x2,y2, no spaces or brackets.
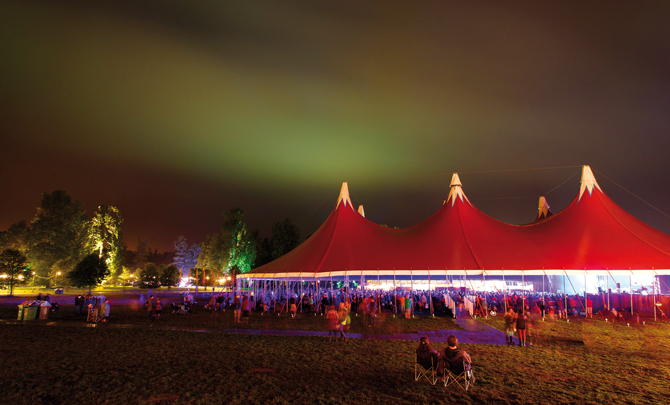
2,1,670,253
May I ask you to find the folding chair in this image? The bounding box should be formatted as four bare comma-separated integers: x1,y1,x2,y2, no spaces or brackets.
86,306,97,322
442,358,475,391
86,306,105,323
414,354,437,385
95,308,106,323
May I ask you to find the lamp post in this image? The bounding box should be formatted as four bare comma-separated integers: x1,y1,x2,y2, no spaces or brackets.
32,271,36,291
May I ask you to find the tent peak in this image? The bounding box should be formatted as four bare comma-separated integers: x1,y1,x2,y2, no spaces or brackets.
446,173,467,207
336,182,353,209
450,173,462,187
579,165,602,201
358,205,365,217
537,196,553,220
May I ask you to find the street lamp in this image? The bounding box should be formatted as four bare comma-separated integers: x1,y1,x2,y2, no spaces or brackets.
32,271,36,290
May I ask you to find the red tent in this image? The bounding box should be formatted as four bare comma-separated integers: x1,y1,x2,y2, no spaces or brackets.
243,166,670,280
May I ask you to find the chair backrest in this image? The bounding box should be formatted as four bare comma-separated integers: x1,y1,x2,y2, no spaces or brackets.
416,353,434,370
444,355,466,375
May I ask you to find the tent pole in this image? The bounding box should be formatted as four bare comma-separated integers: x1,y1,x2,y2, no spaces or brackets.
429,272,433,316
503,268,506,313
411,270,414,318
522,271,525,312
585,271,587,318
628,267,634,322
393,270,396,317
564,270,568,321
651,267,657,322
607,268,610,310
376,269,380,313
465,270,467,297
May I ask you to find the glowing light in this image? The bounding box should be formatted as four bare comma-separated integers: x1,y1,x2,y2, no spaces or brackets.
178,277,190,288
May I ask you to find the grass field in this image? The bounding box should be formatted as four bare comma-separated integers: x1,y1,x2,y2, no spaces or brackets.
1,296,670,405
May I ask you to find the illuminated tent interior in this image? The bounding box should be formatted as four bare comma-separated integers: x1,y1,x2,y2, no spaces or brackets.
240,166,670,285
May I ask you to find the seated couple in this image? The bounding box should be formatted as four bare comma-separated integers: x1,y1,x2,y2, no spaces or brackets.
416,335,472,376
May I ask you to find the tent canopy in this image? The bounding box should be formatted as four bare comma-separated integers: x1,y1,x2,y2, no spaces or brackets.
242,166,670,279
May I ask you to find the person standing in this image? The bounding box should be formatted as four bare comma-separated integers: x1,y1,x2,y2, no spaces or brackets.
290,300,297,318
320,294,328,316
145,295,155,318
405,295,412,319
338,304,349,342
103,299,111,322
74,295,82,315
516,308,528,347
241,295,251,324
327,305,339,342
234,295,241,323
368,295,377,327
504,308,516,345
538,298,546,320
155,297,163,320
209,295,216,313
362,296,369,325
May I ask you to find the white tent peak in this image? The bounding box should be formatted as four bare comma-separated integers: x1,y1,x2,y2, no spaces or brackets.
446,173,467,207
579,165,602,201
450,173,462,187
538,196,551,218
357,205,365,217
336,182,353,209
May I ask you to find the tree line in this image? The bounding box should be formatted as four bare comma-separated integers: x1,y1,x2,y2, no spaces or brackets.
0,190,301,294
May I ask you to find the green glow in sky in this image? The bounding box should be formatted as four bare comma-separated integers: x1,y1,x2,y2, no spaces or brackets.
2,1,670,250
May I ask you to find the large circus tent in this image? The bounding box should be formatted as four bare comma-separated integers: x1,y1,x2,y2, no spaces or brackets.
239,166,670,293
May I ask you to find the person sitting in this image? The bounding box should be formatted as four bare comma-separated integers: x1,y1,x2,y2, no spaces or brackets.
440,335,472,377
416,336,439,371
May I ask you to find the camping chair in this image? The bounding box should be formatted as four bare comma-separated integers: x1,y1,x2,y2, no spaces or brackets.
415,354,438,385
86,306,105,323
442,358,475,391
86,305,97,322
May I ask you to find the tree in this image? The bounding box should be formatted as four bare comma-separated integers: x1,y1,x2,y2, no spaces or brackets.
0,221,30,252
159,264,180,290
67,253,109,291
137,262,160,288
28,190,90,285
0,249,29,296
196,233,227,288
221,208,256,273
252,230,272,268
89,205,124,282
132,237,149,271
270,218,300,260
118,266,133,286
172,236,200,279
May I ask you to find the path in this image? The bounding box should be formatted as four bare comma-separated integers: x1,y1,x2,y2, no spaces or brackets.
1,317,507,345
